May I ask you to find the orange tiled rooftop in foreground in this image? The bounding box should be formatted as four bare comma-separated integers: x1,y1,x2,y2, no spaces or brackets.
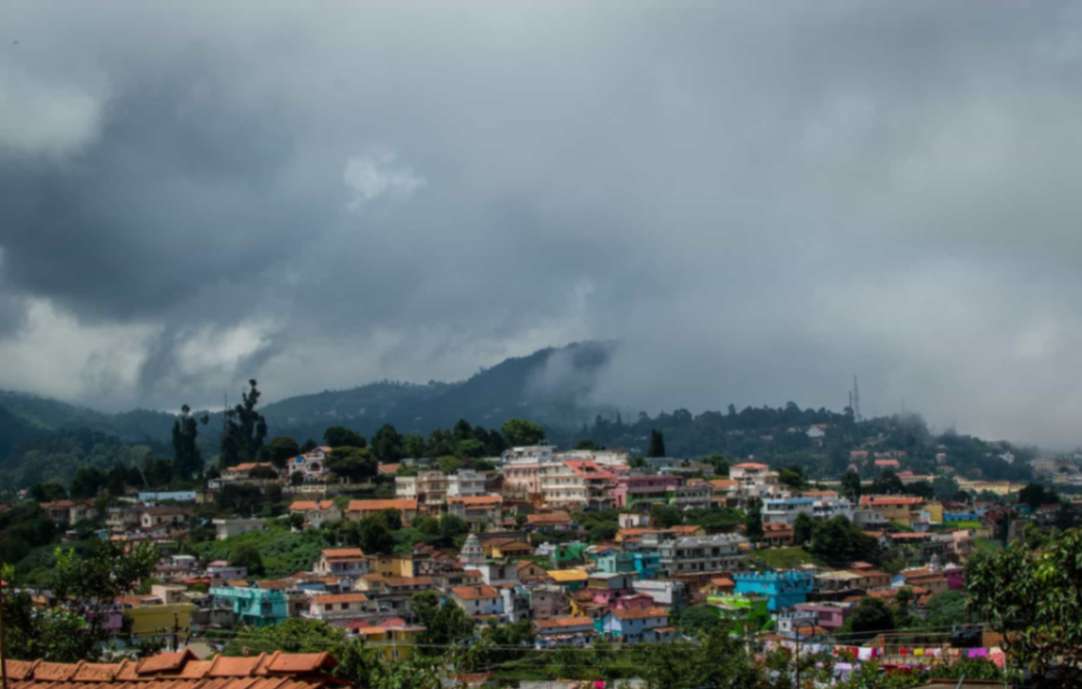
3,650,340,689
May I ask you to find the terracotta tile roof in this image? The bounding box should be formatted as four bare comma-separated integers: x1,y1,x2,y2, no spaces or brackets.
535,616,594,630
732,462,769,470
320,547,364,559
311,593,368,605
526,511,571,525
859,495,924,507
447,495,502,507
140,650,195,674
346,499,417,512
3,651,337,689
451,585,499,600
613,606,669,620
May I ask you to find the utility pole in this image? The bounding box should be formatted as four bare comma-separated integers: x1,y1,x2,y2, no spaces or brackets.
793,628,801,689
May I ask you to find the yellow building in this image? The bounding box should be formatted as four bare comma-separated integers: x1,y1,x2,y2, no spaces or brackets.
859,495,925,527
923,501,944,525
124,602,194,638
354,625,424,661
368,555,416,578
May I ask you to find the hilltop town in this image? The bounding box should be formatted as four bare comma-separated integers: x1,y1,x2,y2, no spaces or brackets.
2,394,1079,689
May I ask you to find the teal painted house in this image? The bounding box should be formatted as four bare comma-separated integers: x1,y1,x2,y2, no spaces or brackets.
732,571,814,611
210,586,289,626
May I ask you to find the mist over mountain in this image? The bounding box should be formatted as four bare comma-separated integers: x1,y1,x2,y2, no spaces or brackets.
0,340,1040,489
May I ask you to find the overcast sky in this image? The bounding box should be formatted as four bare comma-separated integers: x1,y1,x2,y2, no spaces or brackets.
3,1,1082,446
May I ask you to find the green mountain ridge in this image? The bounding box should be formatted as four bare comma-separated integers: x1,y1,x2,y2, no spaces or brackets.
0,341,1038,488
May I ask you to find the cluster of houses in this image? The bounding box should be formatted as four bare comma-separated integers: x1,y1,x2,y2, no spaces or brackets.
22,441,1031,664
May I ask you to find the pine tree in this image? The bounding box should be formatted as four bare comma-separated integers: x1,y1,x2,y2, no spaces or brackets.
220,379,268,466
647,429,666,457
172,404,208,478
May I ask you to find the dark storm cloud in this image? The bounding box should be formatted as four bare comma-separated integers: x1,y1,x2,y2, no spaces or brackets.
3,1,1082,445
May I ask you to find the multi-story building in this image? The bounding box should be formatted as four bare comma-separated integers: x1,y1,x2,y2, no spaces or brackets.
666,479,713,510
657,533,747,576
729,462,787,502
288,447,331,483
450,585,504,618
502,445,557,464
534,616,596,648
762,495,855,526
501,460,546,498
447,470,488,497
209,586,289,626
598,606,675,643
346,498,418,525
792,601,852,630
305,593,370,623
733,571,815,611
394,472,448,512
289,499,342,528
612,474,683,508
539,460,616,510
314,547,369,582
447,494,503,528
858,495,926,527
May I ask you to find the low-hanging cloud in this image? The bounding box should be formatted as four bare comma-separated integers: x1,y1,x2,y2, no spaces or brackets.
2,1,1082,446
344,150,427,210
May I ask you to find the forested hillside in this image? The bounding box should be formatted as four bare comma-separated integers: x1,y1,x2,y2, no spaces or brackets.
0,341,1035,487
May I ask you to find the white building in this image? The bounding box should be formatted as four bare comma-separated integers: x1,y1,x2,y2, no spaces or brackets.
657,533,747,576
305,593,370,622
729,462,788,501
762,496,854,526
447,470,488,497
450,585,504,618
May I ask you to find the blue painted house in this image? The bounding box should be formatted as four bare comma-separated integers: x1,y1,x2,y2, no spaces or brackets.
733,571,814,611
210,586,289,626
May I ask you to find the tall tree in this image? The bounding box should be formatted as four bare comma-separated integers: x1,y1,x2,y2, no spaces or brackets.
371,424,404,462
324,426,366,448
744,499,763,541
172,404,208,478
967,527,1082,682
265,436,301,469
501,418,545,446
842,598,895,641
221,380,268,466
839,467,856,499
841,470,862,502
647,429,666,457
793,512,815,545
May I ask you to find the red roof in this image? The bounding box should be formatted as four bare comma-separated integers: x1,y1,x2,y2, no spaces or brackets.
859,495,924,507
527,511,572,525
321,547,364,559
451,585,499,601
347,498,417,512
448,495,502,507
2,651,337,689
613,606,669,620
289,500,336,512
535,616,594,630
311,593,367,605
732,462,769,470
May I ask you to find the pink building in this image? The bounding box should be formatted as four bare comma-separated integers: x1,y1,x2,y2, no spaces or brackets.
612,474,682,508
793,601,852,630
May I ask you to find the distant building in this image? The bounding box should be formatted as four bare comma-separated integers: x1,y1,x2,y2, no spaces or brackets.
210,586,289,626
657,533,747,576
212,517,263,540
315,547,369,582
733,571,814,611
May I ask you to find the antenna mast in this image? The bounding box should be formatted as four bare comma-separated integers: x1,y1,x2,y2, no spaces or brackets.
851,375,862,422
